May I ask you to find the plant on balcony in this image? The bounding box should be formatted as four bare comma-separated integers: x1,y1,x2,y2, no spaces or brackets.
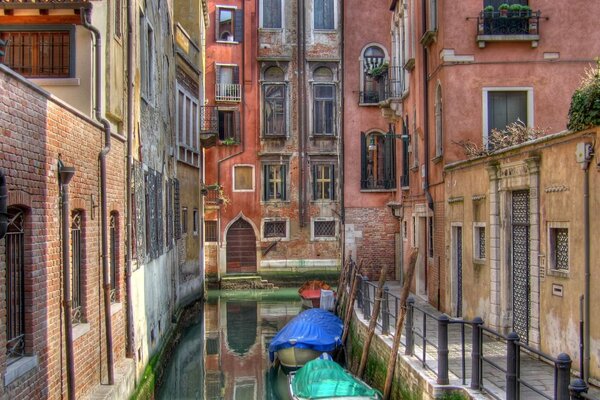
568,60,600,132
520,5,532,17
483,5,494,16
498,3,509,17
508,4,522,15
366,62,389,80
220,137,239,146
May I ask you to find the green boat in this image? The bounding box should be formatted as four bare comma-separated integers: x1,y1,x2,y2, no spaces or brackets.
288,358,382,400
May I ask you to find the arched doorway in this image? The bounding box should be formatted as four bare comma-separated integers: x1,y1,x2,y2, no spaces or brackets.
226,218,257,274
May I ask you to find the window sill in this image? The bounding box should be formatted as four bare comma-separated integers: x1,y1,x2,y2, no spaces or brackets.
432,155,443,164
314,28,337,33
73,323,91,342
473,258,486,266
410,166,419,172
30,78,80,86
401,186,410,191
259,28,283,32
4,355,38,387
111,302,123,316
262,135,288,140
216,40,240,45
547,269,569,279
311,236,337,242
311,134,337,139
360,189,396,193
358,103,381,107
262,237,289,242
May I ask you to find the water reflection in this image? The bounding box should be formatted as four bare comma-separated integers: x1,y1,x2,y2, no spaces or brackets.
158,289,302,400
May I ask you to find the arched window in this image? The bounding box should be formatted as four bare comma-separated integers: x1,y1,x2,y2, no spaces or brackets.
313,67,335,136
435,84,443,158
361,131,396,190
263,66,287,137
6,207,26,361
361,45,387,104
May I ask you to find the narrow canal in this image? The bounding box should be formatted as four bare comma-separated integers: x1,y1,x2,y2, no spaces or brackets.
158,288,303,399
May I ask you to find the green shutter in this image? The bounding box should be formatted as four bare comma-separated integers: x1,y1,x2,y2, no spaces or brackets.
360,132,367,189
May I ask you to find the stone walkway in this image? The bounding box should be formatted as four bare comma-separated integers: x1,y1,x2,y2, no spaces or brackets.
355,281,599,400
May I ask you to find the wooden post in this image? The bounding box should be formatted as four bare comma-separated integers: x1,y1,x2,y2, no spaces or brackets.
357,264,388,378
336,257,351,316
341,263,363,346
383,249,418,400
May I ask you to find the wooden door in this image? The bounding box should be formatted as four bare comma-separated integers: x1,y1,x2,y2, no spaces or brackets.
226,219,257,274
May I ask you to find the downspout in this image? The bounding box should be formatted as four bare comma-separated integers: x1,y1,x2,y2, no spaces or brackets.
125,0,136,359
81,8,115,385
582,152,590,382
298,0,306,227
339,0,345,265
0,171,7,240
59,163,76,400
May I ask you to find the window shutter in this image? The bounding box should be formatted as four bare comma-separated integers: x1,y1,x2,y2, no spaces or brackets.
313,165,318,200
233,65,240,84
216,65,221,85
383,136,396,189
330,165,335,200
282,165,287,200
263,165,268,200
234,9,244,42
234,110,241,142
360,132,367,189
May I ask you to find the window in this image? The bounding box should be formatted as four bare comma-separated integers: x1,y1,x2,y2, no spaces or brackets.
218,109,240,142
428,0,438,32
402,220,408,241
114,0,123,39
434,84,443,158
216,7,243,43
177,85,200,165
263,220,287,239
110,213,119,303
484,89,531,145
549,225,569,272
312,219,336,240
216,64,241,101
205,221,218,242
173,179,181,240
144,170,163,259
261,0,282,29
6,207,26,362
313,85,335,136
0,27,74,78
182,207,188,234
474,223,486,261
428,216,434,258
71,210,84,324
314,0,334,30
412,111,419,169
361,45,386,104
234,165,254,191
313,164,335,200
193,209,199,235
263,66,287,137
361,131,396,190
140,13,154,100
263,164,287,201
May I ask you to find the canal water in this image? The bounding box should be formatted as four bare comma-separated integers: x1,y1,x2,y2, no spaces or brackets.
158,288,303,400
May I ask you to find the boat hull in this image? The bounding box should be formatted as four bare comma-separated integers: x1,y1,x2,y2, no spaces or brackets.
276,347,322,370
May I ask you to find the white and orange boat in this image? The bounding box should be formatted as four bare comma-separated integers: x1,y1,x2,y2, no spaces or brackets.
298,280,336,311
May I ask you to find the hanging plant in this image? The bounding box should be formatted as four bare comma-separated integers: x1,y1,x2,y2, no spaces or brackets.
366,62,389,79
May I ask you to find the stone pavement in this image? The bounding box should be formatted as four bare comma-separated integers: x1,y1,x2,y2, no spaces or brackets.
355,281,599,400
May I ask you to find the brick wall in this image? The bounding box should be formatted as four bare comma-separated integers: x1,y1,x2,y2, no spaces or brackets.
0,67,127,399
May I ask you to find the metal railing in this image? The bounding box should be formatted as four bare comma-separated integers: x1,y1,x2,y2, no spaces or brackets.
200,105,219,134
349,273,587,400
382,66,405,100
477,10,541,36
215,83,241,102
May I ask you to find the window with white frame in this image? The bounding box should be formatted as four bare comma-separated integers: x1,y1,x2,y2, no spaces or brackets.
483,88,532,146
473,223,486,261
263,66,287,137
312,218,337,240
313,67,335,136
314,0,334,30
216,7,243,43
218,109,240,142
548,223,569,272
140,13,154,101
263,219,288,240
263,163,287,201
261,0,282,29
216,64,241,101
312,163,335,201
434,84,443,158
361,45,386,104
234,165,254,191
177,85,200,154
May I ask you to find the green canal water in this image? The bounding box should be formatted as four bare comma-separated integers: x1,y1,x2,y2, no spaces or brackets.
158,288,303,400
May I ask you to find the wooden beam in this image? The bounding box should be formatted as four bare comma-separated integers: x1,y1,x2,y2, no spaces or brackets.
0,15,81,24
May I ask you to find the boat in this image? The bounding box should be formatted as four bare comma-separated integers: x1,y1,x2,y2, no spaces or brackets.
298,280,336,310
288,358,382,400
268,308,343,371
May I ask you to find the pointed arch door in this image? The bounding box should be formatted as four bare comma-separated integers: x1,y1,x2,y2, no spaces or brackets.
226,218,257,274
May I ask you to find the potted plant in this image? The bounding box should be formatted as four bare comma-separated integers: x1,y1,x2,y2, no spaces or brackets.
221,137,239,146
521,5,532,17
498,3,509,17
366,62,389,81
509,4,522,16
483,5,494,15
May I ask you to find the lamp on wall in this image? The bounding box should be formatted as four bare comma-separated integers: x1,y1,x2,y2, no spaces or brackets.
368,135,377,151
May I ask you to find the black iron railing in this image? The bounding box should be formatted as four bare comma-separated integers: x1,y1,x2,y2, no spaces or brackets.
383,66,405,100
200,105,219,134
477,10,541,36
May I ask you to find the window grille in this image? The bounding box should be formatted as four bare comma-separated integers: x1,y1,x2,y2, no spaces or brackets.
264,221,286,238
551,228,569,271
71,211,83,324
110,213,118,303
133,161,146,263
173,179,181,240
6,208,25,363
182,207,188,234
205,221,218,242
428,217,434,257
206,337,220,355
314,220,336,238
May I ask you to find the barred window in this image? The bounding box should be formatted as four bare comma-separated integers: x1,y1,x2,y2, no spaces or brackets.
193,209,199,235
313,220,336,238
110,213,119,303
549,227,569,271
428,217,434,258
205,221,218,242
264,220,286,238
182,207,188,235
6,207,26,362
206,337,220,355
71,210,84,324
474,224,486,260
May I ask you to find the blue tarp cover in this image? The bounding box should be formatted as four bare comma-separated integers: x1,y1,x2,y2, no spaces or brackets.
268,308,343,362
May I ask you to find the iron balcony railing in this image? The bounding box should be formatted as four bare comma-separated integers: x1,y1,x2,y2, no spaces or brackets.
477,10,541,36
383,65,406,100
200,105,219,134
215,83,241,102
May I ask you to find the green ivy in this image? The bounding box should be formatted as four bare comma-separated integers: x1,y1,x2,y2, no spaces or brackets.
567,60,600,132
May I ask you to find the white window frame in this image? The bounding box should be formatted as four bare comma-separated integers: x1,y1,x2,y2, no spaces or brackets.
262,217,289,241
311,217,338,241
176,84,200,153
359,43,389,106
215,6,239,44
259,0,284,30
233,164,255,192
547,222,570,276
482,87,534,145
313,0,338,31
473,222,486,263
140,11,155,103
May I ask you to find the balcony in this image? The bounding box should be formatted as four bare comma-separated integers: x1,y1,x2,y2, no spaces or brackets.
215,83,241,102
477,10,541,48
0,0,91,9
199,105,218,148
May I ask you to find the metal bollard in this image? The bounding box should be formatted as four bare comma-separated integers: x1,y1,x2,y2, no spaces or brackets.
506,332,520,400
437,314,450,385
569,378,589,400
382,287,390,335
405,296,415,355
471,317,484,390
363,277,371,318
555,353,572,400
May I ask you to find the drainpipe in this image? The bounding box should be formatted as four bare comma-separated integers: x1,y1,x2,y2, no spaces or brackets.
339,0,345,265
581,146,591,382
297,0,306,227
81,8,115,385
125,0,136,360
59,163,76,400
0,171,7,240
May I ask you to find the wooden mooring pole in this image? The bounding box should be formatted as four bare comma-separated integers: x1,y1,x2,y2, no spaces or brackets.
341,262,363,346
383,249,418,400
357,264,388,378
